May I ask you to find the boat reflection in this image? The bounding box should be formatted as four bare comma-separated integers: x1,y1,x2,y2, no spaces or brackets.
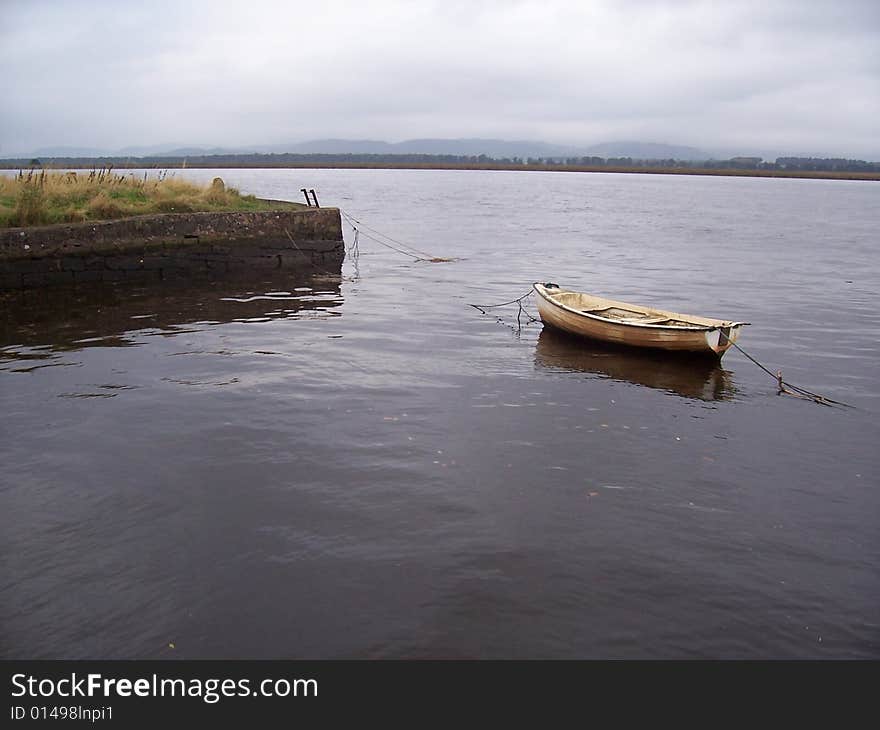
534,326,736,401
0,270,344,352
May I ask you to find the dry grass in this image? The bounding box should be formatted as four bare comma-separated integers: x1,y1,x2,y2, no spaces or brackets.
0,169,300,227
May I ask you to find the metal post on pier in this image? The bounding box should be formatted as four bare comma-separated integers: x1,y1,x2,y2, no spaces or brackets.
309,189,320,208
301,188,312,206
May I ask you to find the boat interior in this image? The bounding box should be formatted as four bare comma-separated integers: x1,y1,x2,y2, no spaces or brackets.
543,288,716,328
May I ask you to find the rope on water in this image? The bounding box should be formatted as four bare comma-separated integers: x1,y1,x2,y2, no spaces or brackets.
343,227,362,279
467,297,852,406
340,209,456,263
467,290,534,312
720,332,853,408
468,290,539,331
341,210,433,258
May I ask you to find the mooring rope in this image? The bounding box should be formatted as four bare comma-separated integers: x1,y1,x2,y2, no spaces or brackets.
719,332,853,408
349,226,423,260
340,209,456,263
468,293,852,407
341,210,433,258
467,290,534,314
468,290,540,330
347,227,361,279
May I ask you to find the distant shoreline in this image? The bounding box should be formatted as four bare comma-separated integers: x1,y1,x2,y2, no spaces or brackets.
1,161,877,181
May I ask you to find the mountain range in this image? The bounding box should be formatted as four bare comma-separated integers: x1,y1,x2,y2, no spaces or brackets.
21,139,716,161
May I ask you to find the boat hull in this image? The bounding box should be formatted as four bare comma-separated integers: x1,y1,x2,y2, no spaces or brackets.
533,283,745,358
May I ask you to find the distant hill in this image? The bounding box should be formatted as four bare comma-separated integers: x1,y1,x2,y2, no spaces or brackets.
118,144,252,157
255,138,580,158
12,138,873,164
583,141,709,160
375,138,579,158
20,138,676,161
259,139,394,155
262,138,706,159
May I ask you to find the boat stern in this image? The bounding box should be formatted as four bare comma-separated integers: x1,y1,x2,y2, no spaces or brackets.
706,323,747,357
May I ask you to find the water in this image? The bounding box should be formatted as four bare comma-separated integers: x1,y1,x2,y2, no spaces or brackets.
1,169,878,658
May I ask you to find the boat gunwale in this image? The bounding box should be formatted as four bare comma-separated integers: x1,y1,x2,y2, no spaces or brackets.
532,283,747,332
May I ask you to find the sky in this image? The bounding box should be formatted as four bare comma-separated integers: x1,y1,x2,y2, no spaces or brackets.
2,0,878,159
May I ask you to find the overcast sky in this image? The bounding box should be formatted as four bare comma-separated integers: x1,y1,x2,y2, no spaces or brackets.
2,0,878,158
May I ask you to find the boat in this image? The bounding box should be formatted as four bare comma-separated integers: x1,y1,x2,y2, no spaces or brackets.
534,327,735,401
532,282,748,358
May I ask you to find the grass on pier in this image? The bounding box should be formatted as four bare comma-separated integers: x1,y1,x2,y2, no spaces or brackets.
0,169,303,227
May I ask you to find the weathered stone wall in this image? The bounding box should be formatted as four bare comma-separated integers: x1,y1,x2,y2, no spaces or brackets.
0,207,344,289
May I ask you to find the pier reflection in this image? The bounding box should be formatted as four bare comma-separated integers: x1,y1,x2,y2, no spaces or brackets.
534,326,735,401
0,270,344,352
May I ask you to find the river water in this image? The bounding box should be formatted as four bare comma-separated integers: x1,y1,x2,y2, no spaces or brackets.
1,169,878,658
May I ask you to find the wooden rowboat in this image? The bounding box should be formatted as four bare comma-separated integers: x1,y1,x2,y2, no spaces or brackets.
532,282,748,358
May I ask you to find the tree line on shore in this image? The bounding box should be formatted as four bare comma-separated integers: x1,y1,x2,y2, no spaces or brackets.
5,153,878,173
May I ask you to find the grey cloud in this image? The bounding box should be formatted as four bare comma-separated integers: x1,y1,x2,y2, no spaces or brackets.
1,0,878,158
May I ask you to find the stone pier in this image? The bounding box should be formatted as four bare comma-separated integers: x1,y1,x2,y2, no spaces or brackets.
0,206,345,290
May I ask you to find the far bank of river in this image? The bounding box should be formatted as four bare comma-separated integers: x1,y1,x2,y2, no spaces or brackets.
1,161,878,182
